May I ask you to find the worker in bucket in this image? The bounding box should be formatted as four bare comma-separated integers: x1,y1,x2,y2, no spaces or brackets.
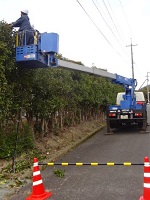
10,9,34,45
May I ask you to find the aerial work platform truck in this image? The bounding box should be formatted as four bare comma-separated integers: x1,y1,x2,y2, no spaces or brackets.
15,31,147,133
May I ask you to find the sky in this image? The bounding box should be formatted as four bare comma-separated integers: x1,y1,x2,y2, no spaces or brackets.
0,0,150,89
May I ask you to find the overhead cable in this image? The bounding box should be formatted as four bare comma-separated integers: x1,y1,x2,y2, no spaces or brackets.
76,0,126,61
119,0,132,37
106,0,126,44
93,0,129,58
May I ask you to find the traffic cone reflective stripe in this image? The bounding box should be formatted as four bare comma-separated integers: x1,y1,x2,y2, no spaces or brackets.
33,179,43,186
139,157,150,200
26,158,52,200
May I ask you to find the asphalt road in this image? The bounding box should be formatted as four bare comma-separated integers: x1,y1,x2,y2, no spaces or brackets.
10,105,150,200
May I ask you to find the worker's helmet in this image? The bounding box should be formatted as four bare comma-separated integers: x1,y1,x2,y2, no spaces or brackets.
21,9,28,15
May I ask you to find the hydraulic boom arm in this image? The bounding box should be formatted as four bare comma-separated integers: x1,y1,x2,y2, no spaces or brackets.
57,59,137,88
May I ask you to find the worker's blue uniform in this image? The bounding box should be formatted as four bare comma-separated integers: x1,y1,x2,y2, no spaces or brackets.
12,15,34,45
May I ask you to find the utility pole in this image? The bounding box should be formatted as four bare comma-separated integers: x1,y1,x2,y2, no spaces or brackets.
126,39,137,79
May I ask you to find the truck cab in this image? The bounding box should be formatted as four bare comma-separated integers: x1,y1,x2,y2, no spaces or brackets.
116,92,146,105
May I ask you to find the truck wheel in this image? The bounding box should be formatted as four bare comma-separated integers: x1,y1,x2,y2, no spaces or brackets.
110,122,115,129
138,122,143,129
142,120,147,131
107,120,111,132
106,120,113,134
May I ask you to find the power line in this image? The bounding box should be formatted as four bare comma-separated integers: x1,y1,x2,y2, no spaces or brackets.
138,79,147,90
119,0,132,37
106,0,127,45
94,0,129,58
76,0,128,62
76,0,112,47
146,72,150,103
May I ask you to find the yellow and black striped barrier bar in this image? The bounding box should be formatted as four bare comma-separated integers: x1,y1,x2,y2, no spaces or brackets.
38,162,144,166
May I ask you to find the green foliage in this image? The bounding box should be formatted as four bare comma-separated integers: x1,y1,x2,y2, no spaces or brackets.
138,86,149,101
3,149,46,174
0,21,15,121
0,124,34,159
53,168,66,178
19,124,34,150
4,159,31,173
0,125,17,159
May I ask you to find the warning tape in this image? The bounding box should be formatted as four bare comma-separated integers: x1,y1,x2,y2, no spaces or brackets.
39,162,144,166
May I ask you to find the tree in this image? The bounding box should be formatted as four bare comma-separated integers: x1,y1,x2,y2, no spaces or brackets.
0,21,15,123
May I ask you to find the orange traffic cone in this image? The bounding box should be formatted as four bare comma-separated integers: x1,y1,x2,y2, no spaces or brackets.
26,158,52,200
139,157,150,200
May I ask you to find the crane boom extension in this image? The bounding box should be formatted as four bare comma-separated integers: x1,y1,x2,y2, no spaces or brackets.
57,59,115,80
57,59,136,88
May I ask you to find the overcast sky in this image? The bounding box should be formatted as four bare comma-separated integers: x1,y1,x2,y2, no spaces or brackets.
0,0,150,89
